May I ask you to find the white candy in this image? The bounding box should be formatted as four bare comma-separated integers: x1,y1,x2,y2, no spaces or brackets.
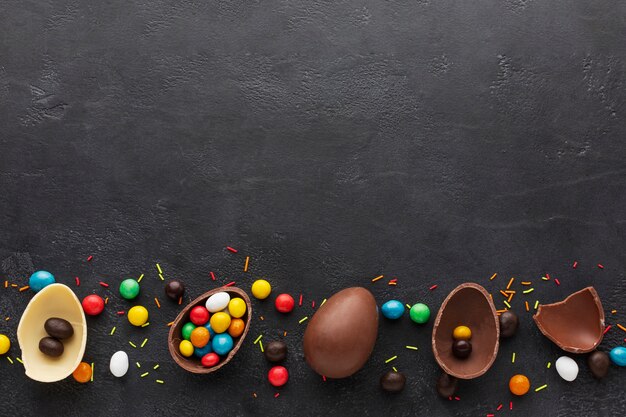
205,292,230,313
110,351,129,377
555,356,578,382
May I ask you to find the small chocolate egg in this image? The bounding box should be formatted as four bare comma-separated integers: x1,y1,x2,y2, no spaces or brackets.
380,371,406,392
452,340,472,359
436,372,458,398
587,350,610,379
39,337,64,357
303,287,378,378
499,311,519,338
264,341,287,363
44,317,74,340
165,280,185,301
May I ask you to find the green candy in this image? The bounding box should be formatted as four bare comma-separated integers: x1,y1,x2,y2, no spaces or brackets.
181,322,196,340
119,278,140,300
410,303,430,324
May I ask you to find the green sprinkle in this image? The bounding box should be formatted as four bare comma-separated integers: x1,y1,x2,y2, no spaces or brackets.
15,357,23,364
253,334,263,344
141,338,148,347
385,355,397,363
158,274,164,281
512,352,516,363
110,326,116,335
129,341,137,348
141,322,150,327
259,340,264,353
405,345,418,350
503,300,512,308
136,362,141,368
91,363,94,382
320,299,327,306
156,263,162,274
6,357,13,364
141,372,149,377
156,379,164,384
523,288,534,294
534,300,539,309
547,362,551,368
535,384,547,392
137,274,144,283
392,366,398,372
153,364,160,370
299,316,309,324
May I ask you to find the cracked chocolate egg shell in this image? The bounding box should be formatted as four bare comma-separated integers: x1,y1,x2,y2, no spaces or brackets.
533,287,604,353
17,284,87,382
303,287,378,378
432,283,499,379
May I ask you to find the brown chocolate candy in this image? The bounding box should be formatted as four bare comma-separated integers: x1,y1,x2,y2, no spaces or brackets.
533,287,605,353
499,311,519,338
588,350,610,379
436,372,458,398
432,283,499,379
165,280,185,301
452,340,472,359
44,317,74,340
264,341,287,363
303,287,378,378
39,337,64,357
380,371,406,392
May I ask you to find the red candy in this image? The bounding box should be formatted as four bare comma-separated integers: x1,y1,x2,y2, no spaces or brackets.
275,294,295,314
201,353,220,368
268,365,289,387
82,294,105,316
189,306,210,325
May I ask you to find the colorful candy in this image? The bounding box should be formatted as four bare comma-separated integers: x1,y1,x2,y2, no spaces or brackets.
189,306,210,326
609,346,626,366
164,280,185,301
181,322,196,340
212,333,234,355
452,326,472,340
210,312,231,334
205,292,230,313
127,305,149,326
190,327,210,348
72,361,92,383
110,351,129,377
409,303,430,324
201,352,220,367
179,340,194,357
193,344,213,358
228,318,245,338
251,279,271,300
275,293,295,313
82,294,105,316
555,356,579,381
228,298,246,318
0,334,10,355
381,300,404,319
29,270,55,292
509,374,530,396
119,279,140,300
268,365,289,387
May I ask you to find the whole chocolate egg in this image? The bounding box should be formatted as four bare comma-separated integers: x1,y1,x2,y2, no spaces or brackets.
303,287,378,378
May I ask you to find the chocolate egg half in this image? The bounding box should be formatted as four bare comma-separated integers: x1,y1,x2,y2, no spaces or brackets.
303,287,378,378
432,283,499,379
533,287,604,353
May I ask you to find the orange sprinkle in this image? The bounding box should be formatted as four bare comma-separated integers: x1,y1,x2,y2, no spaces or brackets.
617,324,626,333
105,297,109,305
4,281,7,288
500,290,509,298
154,297,161,308
525,301,529,311
11,284,17,287
5,317,10,321
521,281,532,285
489,273,497,281
508,293,514,302
260,316,264,321
253,393,257,398
506,277,515,290
505,290,516,294
244,256,250,272
283,331,287,337
167,321,174,327
388,281,397,286
178,297,182,305
19,285,30,292
371,275,384,282
611,310,617,314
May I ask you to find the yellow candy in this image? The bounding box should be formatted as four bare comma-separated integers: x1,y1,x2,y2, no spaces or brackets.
210,312,231,334
251,279,271,300
453,325,472,340
228,298,246,318
128,306,149,326
0,334,10,355
179,340,194,357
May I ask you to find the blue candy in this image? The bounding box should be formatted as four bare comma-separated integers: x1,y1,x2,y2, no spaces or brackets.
610,346,626,367
29,270,55,292
194,343,213,358
212,333,234,355
204,323,216,338
381,300,405,320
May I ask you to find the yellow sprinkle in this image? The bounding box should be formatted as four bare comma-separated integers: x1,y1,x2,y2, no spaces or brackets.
141,338,148,348
5,317,10,321
141,322,150,327
129,341,137,348
523,288,534,294
541,276,549,281
490,273,497,281
153,364,160,370
534,384,547,392
137,273,144,283
547,362,551,368
110,326,116,335
320,299,327,306
405,304,411,309
521,281,532,286
392,366,398,372
259,340,264,353
158,273,164,281
299,316,309,324
385,356,397,363
141,372,149,377
253,335,263,344
371,275,384,282
506,277,515,289
405,346,418,350
91,363,94,382
156,379,164,384
7,357,13,364
611,309,617,314
244,256,250,272
388,282,397,286
11,284,17,287
156,263,162,274
512,352,516,363
3,280,7,288
167,321,174,327
136,362,141,368
503,300,511,309
15,357,23,364
534,300,539,309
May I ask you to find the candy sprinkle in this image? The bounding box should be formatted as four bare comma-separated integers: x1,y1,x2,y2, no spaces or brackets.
158,274,164,281
15,357,23,364
393,366,398,372
554,278,560,286
617,324,626,333
497,404,503,411
226,246,238,253
137,274,144,283
117,311,125,315
156,263,163,274
156,380,164,384
506,277,515,289
299,294,303,306
129,341,137,348
598,264,604,269
525,301,529,312
141,322,150,327
603,325,612,335
87,255,93,262
274,393,280,398
7,357,13,364
75,277,80,286
405,346,418,350
612,310,617,314
521,281,532,286
541,276,550,281
503,300,511,309
429,285,438,291
534,384,547,392
253,335,263,344
321,298,327,306
225,281,236,287
141,372,149,378
210,271,216,281
155,297,161,308
510,402,513,410
167,321,174,327
385,355,397,363
136,362,141,368
299,316,309,324
141,338,148,348
19,285,29,292
105,297,109,304
523,288,534,294
153,364,160,370
371,275,384,282
534,300,539,309
244,256,250,272
99,281,109,288
512,352,516,363
259,340,264,353
547,362,551,368
490,273,497,281
110,327,116,335
572,261,578,269
91,363,94,382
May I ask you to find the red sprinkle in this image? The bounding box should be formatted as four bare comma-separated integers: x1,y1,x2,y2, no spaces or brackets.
554,278,561,286
210,271,216,281
510,401,513,410
274,393,280,398
454,396,460,401
99,281,109,288
389,278,398,283
299,294,303,306
572,261,578,269
312,300,315,308
496,404,503,411
322,375,326,382
86,256,93,262
487,414,495,417
604,325,612,335
429,285,438,291
448,396,452,401
598,264,604,269
75,277,80,286
117,311,125,315
226,246,238,253
546,273,551,280
224,281,236,287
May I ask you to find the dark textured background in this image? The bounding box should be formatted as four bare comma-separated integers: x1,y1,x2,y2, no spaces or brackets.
1,0,626,416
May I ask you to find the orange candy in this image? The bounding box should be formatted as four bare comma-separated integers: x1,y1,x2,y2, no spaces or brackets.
73,361,92,383
190,326,210,348
509,374,530,396
228,318,245,338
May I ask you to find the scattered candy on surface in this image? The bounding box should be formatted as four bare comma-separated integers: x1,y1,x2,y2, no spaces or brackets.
609,346,626,366
212,333,234,356
268,365,289,387
555,356,579,381
509,374,530,396
72,361,92,383
164,280,185,301
82,294,105,316
381,300,405,320
499,311,519,338
275,293,295,313
119,279,140,300
264,341,287,363
251,279,271,300
452,325,472,341
128,306,149,326
44,317,74,340
409,303,430,324
452,340,472,359
190,327,210,348
380,371,406,392
436,372,458,398
201,352,220,367
29,270,55,292
110,351,129,377
189,306,210,326
0,334,11,355
209,312,231,334
181,322,196,340
228,318,245,338
228,298,247,318
588,350,610,378
205,292,231,313
179,340,194,357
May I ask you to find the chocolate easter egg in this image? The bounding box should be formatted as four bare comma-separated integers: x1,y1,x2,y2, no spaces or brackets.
303,287,378,378
432,283,499,379
533,287,604,353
